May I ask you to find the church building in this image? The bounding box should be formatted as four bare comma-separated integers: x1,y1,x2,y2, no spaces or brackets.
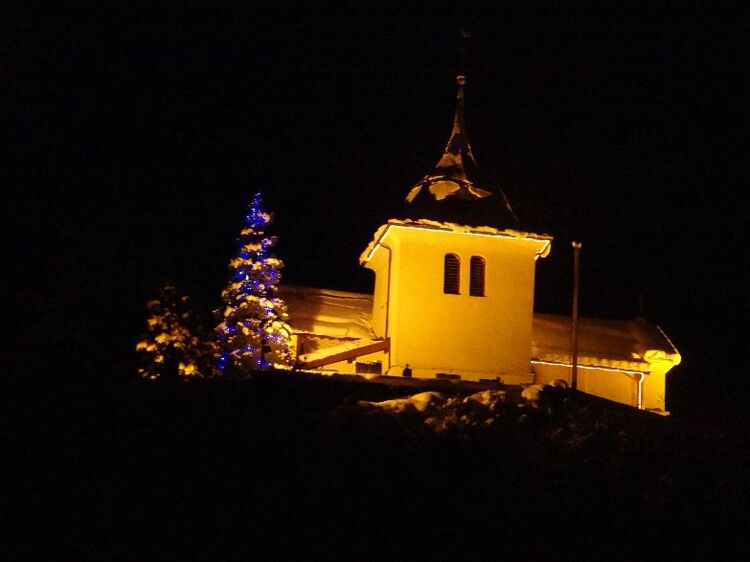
282,75,680,414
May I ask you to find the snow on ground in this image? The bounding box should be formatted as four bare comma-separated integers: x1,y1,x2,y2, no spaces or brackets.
355,381,583,434
359,388,518,432
521,384,545,404
362,391,447,413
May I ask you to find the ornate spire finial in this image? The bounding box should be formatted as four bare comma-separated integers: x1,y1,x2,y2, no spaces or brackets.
406,74,492,203
402,34,519,226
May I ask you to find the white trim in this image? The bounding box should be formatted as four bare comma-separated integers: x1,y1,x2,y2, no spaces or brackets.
531,359,648,376
363,223,552,263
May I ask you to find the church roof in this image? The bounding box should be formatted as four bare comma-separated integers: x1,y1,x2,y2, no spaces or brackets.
403,75,518,228
531,313,681,372
281,285,681,372
278,285,376,340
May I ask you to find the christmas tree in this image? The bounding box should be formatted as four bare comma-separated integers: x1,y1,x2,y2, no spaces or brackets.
216,193,293,374
136,285,212,381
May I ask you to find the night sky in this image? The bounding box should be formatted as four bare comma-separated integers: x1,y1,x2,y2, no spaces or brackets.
5,4,747,401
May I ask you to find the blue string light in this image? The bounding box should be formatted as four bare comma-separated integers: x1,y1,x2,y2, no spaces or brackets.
215,192,291,374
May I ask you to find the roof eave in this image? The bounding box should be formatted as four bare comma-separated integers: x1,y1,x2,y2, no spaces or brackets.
361,219,553,265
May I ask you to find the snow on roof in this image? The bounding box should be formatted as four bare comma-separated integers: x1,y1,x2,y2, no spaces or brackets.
360,218,553,264
279,285,376,340
280,285,680,371
297,338,385,367
532,313,681,371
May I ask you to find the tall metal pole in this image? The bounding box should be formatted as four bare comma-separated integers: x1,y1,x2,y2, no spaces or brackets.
570,241,582,390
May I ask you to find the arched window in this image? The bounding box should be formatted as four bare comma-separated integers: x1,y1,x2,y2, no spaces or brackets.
443,254,460,294
470,256,486,297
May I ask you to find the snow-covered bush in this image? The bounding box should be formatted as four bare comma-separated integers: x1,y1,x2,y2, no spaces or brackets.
136,285,214,381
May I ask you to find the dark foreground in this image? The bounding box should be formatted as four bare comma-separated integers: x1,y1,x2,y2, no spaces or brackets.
4,372,749,560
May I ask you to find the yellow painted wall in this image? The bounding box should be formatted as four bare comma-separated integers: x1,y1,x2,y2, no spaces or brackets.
642,367,667,411
581,369,638,407
365,226,545,381
369,248,389,341
532,362,673,413
533,362,637,407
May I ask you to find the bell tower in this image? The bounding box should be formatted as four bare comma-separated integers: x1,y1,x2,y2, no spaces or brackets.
361,76,552,383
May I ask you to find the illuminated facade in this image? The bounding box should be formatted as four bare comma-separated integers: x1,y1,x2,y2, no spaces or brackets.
285,75,680,413
359,220,551,385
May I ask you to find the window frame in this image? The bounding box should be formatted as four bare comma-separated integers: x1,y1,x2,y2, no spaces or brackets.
469,255,486,297
443,253,461,295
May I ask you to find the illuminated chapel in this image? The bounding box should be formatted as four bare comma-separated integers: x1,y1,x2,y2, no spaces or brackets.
282,75,680,414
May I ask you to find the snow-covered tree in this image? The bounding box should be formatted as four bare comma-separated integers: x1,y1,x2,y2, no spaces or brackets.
136,285,213,381
216,193,293,374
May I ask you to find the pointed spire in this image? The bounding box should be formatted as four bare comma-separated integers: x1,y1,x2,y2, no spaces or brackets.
406,75,493,203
